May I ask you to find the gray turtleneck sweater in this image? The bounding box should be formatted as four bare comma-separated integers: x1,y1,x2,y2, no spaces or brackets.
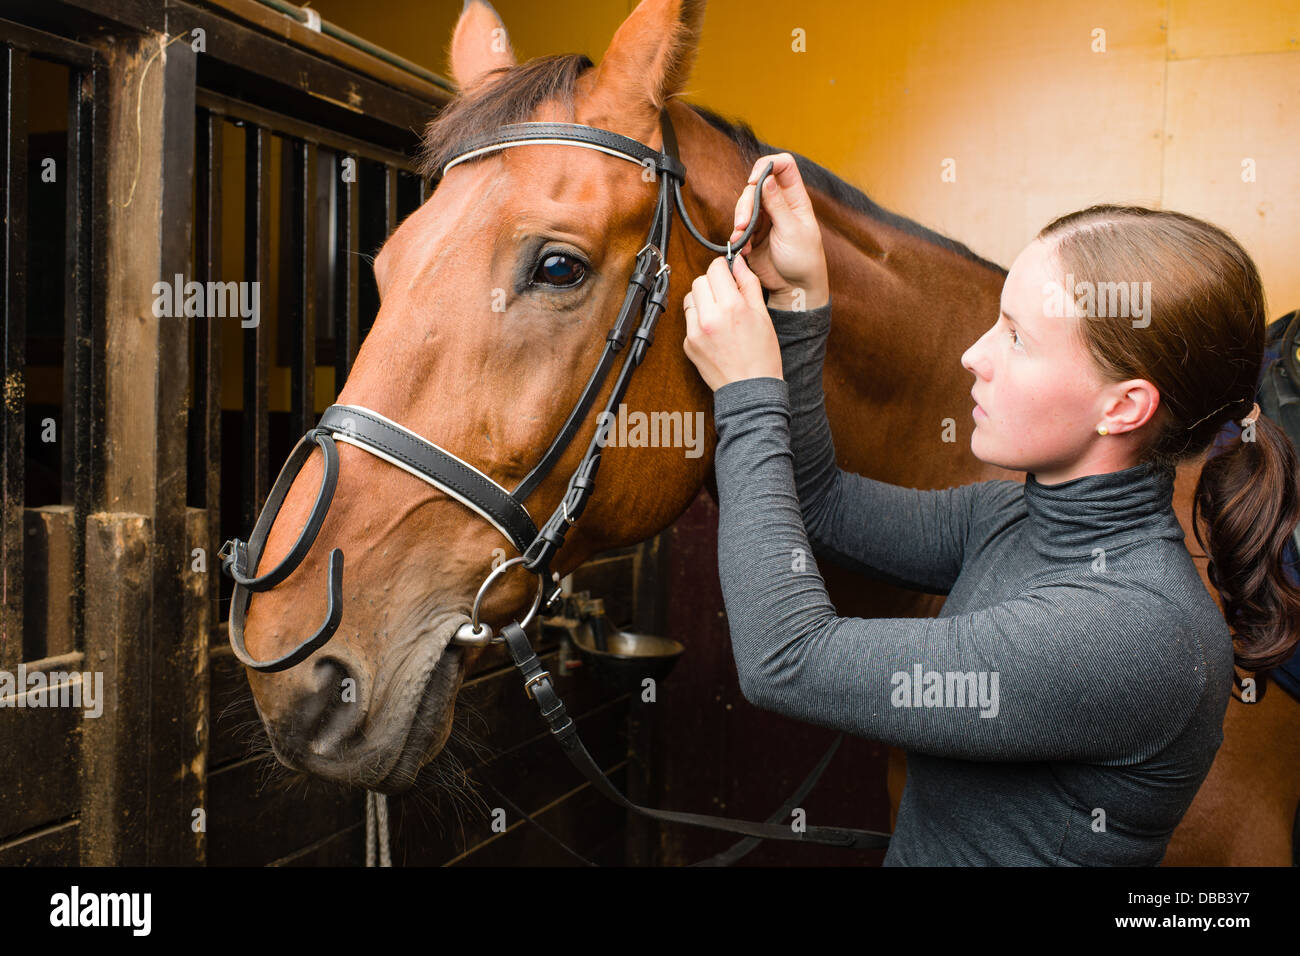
710,297,1235,866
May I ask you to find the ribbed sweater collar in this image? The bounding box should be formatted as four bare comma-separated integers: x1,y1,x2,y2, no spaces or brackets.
1023,460,1183,560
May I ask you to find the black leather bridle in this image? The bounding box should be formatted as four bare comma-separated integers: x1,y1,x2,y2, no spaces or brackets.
218,110,890,856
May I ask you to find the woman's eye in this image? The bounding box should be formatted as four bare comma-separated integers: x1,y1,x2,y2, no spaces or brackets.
533,252,586,287
1008,328,1023,349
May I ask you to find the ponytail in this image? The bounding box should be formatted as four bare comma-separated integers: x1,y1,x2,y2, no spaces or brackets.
1193,412,1300,684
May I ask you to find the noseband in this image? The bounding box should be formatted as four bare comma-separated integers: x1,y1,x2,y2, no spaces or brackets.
218,111,774,672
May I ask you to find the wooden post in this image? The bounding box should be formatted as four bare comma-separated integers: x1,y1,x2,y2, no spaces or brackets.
21,505,76,659
79,512,152,866
97,30,202,865
1,46,29,674
179,506,210,864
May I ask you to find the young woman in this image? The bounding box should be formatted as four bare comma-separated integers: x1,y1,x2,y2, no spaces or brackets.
681,154,1300,865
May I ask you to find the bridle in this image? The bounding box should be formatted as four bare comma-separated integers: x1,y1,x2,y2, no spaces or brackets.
219,110,771,668
218,110,890,857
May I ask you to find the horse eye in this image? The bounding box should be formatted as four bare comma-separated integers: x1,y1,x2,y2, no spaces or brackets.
533,252,586,287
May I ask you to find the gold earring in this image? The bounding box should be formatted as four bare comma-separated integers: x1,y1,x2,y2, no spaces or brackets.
1097,425,1108,436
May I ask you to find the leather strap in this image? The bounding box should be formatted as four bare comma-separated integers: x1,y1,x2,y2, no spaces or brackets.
440,121,687,181
319,404,540,556
222,429,345,673
499,621,891,850
511,243,662,506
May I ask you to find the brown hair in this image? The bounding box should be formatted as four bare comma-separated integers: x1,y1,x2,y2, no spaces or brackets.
1037,205,1300,684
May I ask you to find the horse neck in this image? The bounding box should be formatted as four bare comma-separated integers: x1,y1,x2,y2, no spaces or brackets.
803,189,1015,487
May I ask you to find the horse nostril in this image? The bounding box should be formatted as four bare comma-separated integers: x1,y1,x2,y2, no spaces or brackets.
294,656,363,756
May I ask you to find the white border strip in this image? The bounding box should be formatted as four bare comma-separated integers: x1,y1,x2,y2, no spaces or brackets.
331,434,522,548
328,404,527,548
332,404,514,498
442,138,648,175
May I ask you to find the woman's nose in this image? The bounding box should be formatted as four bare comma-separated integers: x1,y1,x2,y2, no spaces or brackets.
961,325,996,378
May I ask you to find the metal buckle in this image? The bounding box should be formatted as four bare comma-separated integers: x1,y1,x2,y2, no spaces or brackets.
635,243,664,274
543,580,564,612
523,670,552,700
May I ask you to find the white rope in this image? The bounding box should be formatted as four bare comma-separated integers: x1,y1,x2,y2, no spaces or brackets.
365,790,392,867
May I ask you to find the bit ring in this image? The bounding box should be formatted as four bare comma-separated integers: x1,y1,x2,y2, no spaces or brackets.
453,556,545,646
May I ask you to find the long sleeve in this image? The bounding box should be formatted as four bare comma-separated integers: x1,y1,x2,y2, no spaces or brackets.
709,375,1207,764
768,296,981,595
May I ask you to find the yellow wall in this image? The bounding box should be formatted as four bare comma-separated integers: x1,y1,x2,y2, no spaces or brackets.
311,0,1300,322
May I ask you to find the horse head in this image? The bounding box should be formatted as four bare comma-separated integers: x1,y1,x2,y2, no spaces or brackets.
236,0,737,792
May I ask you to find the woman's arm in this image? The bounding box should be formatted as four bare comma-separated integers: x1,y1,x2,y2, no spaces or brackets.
763,297,983,595
710,379,1206,763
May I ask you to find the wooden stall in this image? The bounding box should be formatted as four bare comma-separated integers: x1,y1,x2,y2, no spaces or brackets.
0,0,680,867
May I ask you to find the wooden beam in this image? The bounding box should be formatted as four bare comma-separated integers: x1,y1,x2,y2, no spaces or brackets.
243,124,271,531
79,512,152,866
289,139,317,435
191,0,453,105
1,46,29,673
147,28,199,865
178,506,210,865
21,506,76,659
194,109,224,632
335,150,360,387
95,28,203,866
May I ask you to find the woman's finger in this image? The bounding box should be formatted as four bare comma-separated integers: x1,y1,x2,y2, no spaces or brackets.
683,292,698,338
691,273,716,314
731,253,765,308
732,182,756,238
749,153,813,218
705,256,742,308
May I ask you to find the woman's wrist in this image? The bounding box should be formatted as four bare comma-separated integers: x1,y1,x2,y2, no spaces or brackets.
767,282,829,312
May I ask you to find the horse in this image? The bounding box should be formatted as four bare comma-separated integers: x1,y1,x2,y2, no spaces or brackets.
237,0,1298,865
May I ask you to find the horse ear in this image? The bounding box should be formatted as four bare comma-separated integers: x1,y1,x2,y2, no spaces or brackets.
583,0,707,138
448,0,517,91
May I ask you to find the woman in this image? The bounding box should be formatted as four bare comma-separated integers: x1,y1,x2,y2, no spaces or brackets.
681,154,1300,865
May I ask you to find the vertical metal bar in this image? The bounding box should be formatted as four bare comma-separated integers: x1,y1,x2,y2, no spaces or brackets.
242,126,271,533
2,47,29,672
289,139,316,436
384,163,398,238
60,60,95,664
195,110,223,630
86,58,107,530
335,152,359,389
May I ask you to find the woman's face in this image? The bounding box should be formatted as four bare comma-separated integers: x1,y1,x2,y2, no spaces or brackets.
960,239,1156,484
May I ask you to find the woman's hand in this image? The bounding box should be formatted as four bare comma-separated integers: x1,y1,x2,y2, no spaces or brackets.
682,254,782,392
729,153,829,311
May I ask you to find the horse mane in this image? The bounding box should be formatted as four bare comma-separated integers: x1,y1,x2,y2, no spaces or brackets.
689,105,1007,276
417,55,1006,276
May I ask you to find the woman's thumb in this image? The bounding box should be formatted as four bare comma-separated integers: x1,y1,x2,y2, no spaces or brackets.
760,175,791,226
732,253,764,303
